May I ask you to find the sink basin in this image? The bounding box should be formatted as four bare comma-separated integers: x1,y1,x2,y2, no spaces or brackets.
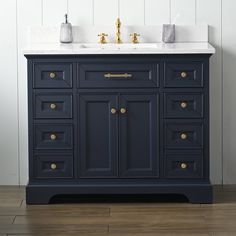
79,43,159,50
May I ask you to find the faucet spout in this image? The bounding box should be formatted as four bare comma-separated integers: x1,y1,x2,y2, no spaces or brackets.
115,18,122,44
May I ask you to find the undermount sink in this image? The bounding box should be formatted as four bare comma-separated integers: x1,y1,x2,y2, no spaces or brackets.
79,43,159,50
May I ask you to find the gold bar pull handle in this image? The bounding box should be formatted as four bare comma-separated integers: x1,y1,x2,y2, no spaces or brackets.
104,73,133,79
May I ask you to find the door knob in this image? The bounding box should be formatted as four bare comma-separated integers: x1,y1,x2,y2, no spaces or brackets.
50,163,57,170
180,133,188,140
111,108,117,114
120,108,127,114
180,163,188,169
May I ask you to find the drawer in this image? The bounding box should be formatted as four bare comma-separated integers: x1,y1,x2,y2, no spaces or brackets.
164,61,204,87
78,63,158,88
164,151,203,178
35,94,72,119
165,121,203,149
34,124,73,150
34,154,73,179
164,93,204,118
33,63,73,88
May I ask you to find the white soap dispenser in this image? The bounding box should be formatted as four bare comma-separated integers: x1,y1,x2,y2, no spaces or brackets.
60,14,73,43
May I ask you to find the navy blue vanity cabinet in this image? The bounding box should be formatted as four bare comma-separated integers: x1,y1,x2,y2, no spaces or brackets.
25,55,213,204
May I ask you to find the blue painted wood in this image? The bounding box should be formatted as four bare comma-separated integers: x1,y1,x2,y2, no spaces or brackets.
33,62,73,88
34,153,73,179
119,93,159,177
164,93,204,118
35,93,72,119
78,62,159,88
79,93,118,177
25,54,212,204
34,124,73,150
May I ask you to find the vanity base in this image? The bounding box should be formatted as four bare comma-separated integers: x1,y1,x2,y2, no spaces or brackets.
26,183,213,204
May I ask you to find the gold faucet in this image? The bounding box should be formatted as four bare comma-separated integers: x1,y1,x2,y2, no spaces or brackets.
115,18,122,44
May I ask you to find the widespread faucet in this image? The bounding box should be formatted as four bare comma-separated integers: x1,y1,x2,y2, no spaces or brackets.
115,18,122,44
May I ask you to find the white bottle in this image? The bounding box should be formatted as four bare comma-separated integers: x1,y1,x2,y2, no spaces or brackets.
60,14,73,43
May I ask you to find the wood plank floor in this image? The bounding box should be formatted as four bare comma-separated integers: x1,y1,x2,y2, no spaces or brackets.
0,186,236,235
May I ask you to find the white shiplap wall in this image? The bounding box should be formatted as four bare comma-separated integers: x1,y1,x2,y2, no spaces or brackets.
0,0,234,185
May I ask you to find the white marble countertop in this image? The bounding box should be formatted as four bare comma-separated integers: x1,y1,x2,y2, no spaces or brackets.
23,42,215,55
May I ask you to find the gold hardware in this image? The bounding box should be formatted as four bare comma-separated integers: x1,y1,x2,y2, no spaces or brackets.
120,108,127,114
98,33,108,44
50,163,57,170
50,134,57,140
115,18,122,44
104,73,132,78
50,103,57,110
49,72,56,79
180,133,188,140
111,108,117,114
130,33,140,44
181,72,187,78
180,163,188,169
180,102,188,109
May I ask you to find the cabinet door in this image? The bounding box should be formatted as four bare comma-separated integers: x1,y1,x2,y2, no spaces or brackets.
119,94,159,177
79,94,118,177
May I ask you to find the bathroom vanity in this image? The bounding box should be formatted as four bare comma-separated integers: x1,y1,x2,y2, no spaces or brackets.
24,42,215,204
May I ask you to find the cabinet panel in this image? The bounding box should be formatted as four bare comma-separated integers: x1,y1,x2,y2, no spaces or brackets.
35,93,72,119
164,61,204,88
79,94,118,177
164,93,204,118
165,120,203,149
119,94,158,177
78,63,158,88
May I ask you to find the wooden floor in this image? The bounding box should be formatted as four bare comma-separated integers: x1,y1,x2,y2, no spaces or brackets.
0,186,236,235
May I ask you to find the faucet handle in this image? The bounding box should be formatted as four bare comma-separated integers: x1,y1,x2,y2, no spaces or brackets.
98,33,108,44
130,33,140,44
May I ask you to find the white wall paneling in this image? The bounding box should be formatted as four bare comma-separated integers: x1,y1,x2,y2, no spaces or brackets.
145,0,170,25
120,0,145,25
222,0,236,184
17,0,42,185
0,0,18,184
171,0,196,25
94,0,119,25
196,0,222,184
43,0,67,26
68,0,93,26
1,0,235,185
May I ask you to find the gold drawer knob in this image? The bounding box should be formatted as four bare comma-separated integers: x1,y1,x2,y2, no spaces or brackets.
180,133,188,140
111,108,117,114
120,108,127,114
50,103,57,110
181,163,188,169
49,72,56,79
50,134,57,140
180,102,188,109
181,72,187,78
50,163,57,170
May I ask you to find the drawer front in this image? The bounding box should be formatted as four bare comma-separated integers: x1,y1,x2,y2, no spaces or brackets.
164,93,204,118
35,94,72,119
33,63,73,88
34,154,73,179
165,121,203,149
78,63,158,88
34,124,73,150
164,151,203,178
164,61,204,87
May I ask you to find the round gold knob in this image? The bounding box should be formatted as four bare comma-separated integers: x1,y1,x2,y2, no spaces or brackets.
180,102,188,109
50,163,57,170
50,103,57,110
49,72,56,79
120,108,127,114
180,133,188,140
50,134,57,140
181,163,188,169
181,72,187,78
111,108,117,114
